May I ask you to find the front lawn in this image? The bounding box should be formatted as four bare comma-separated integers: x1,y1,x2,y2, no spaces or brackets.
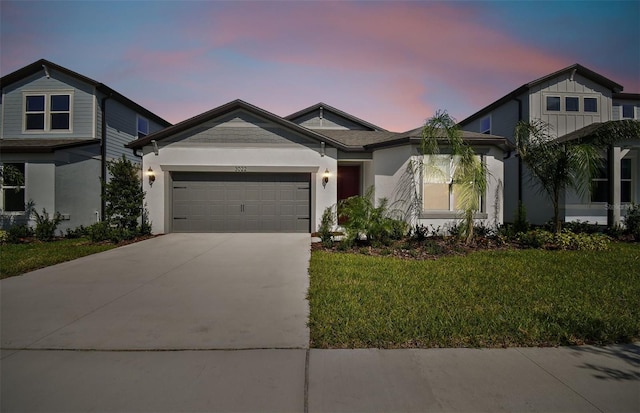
308,242,640,348
0,238,117,279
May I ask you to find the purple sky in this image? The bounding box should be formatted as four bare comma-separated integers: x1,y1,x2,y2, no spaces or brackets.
2,1,639,132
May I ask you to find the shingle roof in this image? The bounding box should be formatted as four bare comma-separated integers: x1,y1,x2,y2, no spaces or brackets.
0,138,100,153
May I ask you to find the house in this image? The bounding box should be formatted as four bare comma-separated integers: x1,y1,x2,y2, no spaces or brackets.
126,100,507,234
459,64,640,227
0,59,171,232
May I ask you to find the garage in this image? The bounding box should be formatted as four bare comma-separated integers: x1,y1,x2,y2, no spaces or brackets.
171,172,311,233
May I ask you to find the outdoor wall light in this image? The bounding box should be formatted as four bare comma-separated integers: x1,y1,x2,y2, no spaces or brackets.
322,169,330,188
147,167,156,187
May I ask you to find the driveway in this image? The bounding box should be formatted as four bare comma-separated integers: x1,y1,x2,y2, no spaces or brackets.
1,233,310,351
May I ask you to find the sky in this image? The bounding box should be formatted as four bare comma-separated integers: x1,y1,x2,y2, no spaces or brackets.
1,0,639,132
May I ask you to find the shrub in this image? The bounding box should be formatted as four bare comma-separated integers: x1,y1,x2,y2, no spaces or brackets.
518,229,610,251
563,220,600,234
104,156,144,231
0,230,8,244
318,206,335,247
513,201,530,234
65,225,87,239
6,224,33,243
86,222,113,243
31,208,62,241
624,203,640,241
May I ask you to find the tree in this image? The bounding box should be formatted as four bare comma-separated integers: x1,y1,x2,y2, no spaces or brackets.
421,111,487,244
514,120,601,234
104,156,144,231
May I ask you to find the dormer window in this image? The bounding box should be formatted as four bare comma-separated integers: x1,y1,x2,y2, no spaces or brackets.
24,92,72,132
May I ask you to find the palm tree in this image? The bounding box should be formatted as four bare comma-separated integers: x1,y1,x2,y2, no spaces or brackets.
514,120,601,233
421,111,487,244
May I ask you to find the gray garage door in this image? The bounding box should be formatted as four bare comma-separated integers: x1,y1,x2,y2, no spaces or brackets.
171,172,310,233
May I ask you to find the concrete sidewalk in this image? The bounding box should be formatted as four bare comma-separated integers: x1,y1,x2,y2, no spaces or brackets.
2,344,638,412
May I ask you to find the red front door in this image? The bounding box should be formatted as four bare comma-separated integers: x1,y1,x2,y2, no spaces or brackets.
337,165,361,201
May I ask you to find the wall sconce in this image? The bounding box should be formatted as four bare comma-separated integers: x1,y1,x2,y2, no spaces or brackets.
147,167,156,187
322,169,330,188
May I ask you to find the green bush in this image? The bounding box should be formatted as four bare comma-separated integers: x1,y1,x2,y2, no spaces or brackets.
86,222,113,243
513,201,530,234
31,209,62,241
518,229,610,251
65,225,87,239
0,230,8,244
563,220,601,234
624,203,640,241
318,206,336,247
7,223,34,243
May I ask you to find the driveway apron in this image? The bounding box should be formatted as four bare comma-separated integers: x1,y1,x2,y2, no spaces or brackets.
1,233,311,350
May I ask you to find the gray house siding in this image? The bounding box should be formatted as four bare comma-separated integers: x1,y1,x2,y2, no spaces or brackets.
291,109,369,130
1,69,95,139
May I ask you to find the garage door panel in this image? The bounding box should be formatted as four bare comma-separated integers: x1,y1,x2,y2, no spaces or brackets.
171,172,310,233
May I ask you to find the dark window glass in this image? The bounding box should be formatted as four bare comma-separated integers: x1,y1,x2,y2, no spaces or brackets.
26,113,45,130
546,96,560,111
621,181,631,203
50,113,69,129
51,95,70,111
26,95,45,111
566,97,579,112
621,158,631,179
591,181,609,202
622,105,635,118
480,117,491,134
584,98,597,112
137,117,149,138
4,188,25,211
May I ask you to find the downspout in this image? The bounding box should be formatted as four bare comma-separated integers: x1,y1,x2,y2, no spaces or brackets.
514,97,523,204
100,93,112,222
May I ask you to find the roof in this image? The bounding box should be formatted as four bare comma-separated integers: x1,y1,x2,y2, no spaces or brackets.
285,102,388,131
0,138,100,153
459,63,625,126
363,127,512,151
127,99,351,151
1,59,171,128
555,120,640,145
613,92,640,101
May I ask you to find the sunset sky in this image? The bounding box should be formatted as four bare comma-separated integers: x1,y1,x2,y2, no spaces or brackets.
2,1,639,132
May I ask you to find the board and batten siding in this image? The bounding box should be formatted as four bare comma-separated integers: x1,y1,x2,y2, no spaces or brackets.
528,73,612,138
0,69,95,139
290,109,370,130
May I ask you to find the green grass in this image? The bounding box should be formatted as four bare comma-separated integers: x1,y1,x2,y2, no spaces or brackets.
308,242,640,348
1,238,116,279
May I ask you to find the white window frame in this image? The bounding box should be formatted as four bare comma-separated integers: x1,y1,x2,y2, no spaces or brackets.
480,116,491,134
1,163,26,213
22,91,74,133
137,116,149,138
421,154,485,213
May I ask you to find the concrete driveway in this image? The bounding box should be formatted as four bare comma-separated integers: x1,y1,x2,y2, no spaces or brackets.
1,233,310,351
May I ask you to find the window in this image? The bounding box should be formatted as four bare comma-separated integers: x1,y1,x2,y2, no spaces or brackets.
1,163,26,212
137,116,149,138
565,97,579,112
622,105,635,119
584,97,598,113
24,92,71,131
591,158,632,203
422,155,482,212
480,116,491,134
546,96,560,111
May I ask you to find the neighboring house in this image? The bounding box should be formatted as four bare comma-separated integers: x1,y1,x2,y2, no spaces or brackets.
459,64,640,226
126,100,507,234
0,59,171,232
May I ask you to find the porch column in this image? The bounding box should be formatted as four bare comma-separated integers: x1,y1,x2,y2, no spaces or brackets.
607,145,621,227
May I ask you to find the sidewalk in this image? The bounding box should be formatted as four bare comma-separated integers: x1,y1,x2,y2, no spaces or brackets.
2,344,638,412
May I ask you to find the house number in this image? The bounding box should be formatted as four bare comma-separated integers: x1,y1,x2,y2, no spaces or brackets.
235,166,247,172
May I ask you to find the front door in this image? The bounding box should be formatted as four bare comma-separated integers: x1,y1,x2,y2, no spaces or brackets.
337,165,361,224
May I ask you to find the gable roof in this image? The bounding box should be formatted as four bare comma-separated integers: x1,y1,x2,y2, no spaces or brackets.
285,102,388,131
364,127,512,151
459,63,625,126
0,59,171,128
126,99,351,150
